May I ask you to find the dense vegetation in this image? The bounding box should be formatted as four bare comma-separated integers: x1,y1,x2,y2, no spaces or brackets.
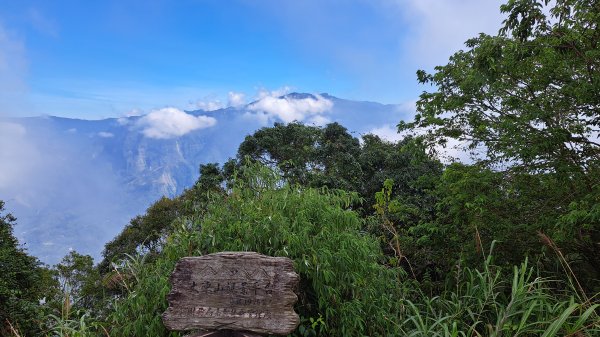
2,0,599,335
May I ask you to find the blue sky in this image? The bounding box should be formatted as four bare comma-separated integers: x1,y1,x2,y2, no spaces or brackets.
0,0,505,119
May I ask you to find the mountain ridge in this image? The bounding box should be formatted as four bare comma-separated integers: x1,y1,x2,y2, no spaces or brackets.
0,93,411,263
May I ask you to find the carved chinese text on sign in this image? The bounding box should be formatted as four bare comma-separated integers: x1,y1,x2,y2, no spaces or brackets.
162,252,300,335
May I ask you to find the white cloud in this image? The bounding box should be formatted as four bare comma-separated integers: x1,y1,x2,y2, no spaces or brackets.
257,86,292,99
392,0,505,69
368,124,403,143
228,91,246,107
195,99,224,111
116,109,142,125
135,107,217,139
248,92,333,124
98,132,114,138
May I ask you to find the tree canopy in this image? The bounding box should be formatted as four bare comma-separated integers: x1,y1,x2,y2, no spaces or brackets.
401,0,600,176
0,201,57,336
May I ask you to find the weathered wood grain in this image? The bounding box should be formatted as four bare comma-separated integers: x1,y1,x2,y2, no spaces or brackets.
162,252,300,335
185,330,262,337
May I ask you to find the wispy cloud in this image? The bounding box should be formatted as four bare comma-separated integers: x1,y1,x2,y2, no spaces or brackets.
27,8,59,37
135,107,217,139
0,122,32,189
0,22,29,117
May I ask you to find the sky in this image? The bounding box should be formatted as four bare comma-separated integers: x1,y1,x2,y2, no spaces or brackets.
0,0,506,120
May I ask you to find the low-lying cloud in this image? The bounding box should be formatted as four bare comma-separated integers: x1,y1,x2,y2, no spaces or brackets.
248,93,333,124
0,122,34,189
135,107,217,139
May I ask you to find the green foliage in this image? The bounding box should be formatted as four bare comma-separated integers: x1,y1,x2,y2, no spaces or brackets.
403,0,600,176
103,164,600,336
25,2,600,335
237,122,322,185
237,121,365,192
373,161,600,293
395,245,600,336
46,310,103,337
55,251,102,312
397,0,600,294
360,135,442,214
107,164,405,336
236,122,443,217
0,200,59,336
107,254,177,337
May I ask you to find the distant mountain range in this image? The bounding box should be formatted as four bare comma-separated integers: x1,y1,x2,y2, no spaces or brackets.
0,93,410,264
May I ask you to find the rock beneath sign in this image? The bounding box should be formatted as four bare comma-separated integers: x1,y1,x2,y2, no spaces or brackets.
162,252,300,336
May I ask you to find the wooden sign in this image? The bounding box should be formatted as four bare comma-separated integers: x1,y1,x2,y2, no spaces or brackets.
162,252,300,336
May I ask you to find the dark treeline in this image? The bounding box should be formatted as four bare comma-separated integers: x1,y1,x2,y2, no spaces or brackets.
2,0,599,336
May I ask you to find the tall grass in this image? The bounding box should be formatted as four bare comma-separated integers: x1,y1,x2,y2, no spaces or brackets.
394,243,600,336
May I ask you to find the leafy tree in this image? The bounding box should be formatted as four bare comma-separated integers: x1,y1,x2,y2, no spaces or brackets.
195,163,225,192
395,0,600,292
401,0,600,177
237,122,365,191
311,122,363,192
238,122,321,185
359,135,442,212
237,123,443,212
236,124,446,277
0,200,58,336
55,251,101,311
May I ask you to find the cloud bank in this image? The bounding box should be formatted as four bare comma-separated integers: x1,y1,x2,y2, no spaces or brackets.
0,120,142,263
135,107,216,139
247,93,333,124
0,122,34,189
